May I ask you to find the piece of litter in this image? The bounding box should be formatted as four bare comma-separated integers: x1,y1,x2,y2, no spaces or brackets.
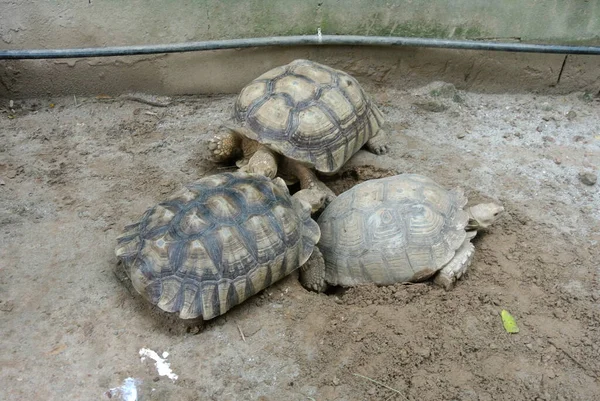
501,309,519,333
46,343,68,356
237,324,246,342
139,348,178,381
106,377,140,401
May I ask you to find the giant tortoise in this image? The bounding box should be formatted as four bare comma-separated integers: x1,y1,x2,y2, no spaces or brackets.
208,59,389,203
299,173,504,291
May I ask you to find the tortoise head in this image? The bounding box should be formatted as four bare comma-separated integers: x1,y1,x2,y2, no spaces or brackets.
466,202,505,230
292,188,327,215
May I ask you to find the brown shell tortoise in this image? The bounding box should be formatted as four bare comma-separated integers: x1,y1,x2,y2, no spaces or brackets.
208,59,389,203
115,172,324,321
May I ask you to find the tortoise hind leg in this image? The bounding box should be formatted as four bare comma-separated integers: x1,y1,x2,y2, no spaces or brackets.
299,247,328,293
365,128,390,155
282,158,336,205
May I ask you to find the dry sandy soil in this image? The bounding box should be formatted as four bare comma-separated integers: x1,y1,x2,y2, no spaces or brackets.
1,80,599,401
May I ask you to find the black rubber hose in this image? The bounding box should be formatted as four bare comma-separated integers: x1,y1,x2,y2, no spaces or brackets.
1,35,599,60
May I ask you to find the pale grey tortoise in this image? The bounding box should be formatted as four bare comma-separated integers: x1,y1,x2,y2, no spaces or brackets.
299,173,504,291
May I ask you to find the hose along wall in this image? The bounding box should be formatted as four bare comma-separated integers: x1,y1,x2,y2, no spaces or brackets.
1,35,600,59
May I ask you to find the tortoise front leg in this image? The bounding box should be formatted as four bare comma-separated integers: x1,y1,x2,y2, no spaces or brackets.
433,238,475,290
299,247,328,293
208,127,243,162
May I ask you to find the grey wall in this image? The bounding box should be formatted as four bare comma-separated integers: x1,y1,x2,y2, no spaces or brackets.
1,1,599,98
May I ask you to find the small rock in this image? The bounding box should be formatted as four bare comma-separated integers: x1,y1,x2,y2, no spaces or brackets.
553,157,562,165
456,133,466,139
566,110,577,121
553,309,566,319
332,376,340,386
6,170,17,179
0,178,5,185
579,171,597,186
300,385,318,397
0,300,15,312
542,136,555,143
536,125,544,133
428,82,457,98
416,347,431,358
410,375,428,388
452,93,464,103
413,101,448,113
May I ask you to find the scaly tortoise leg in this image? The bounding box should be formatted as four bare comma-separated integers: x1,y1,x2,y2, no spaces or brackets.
299,247,328,293
365,128,390,155
282,158,336,205
207,127,243,162
433,234,476,290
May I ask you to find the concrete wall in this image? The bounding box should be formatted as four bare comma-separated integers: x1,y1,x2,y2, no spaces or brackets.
1,1,600,98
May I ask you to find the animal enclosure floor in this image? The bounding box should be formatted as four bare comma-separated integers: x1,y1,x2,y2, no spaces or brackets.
1,82,599,401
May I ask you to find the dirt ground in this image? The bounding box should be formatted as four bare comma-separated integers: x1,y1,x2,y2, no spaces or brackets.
1,80,599,401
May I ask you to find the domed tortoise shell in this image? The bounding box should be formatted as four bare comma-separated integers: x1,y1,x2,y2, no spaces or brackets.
233,59,385,173
317,174,470,286
115,172,320,320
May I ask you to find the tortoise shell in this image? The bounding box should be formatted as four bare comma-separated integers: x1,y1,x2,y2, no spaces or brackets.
233,59,385,173
317,174,469,286
115,172,320,320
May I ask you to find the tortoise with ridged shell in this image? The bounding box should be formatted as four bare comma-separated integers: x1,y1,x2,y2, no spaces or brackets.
208,59,389,203
299,174,504,292
115,172,323,320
